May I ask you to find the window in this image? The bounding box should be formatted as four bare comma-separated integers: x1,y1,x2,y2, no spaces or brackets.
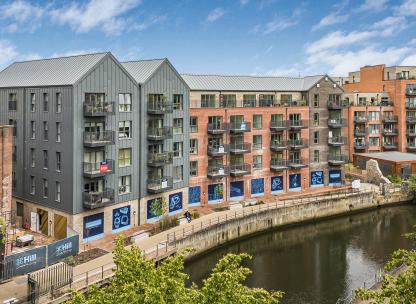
190,139,198,154
55,182,61,202
43,93,49,111
368,111,380,121
16,202,23,217
43,179,48,198
43,150,48,169
30,148,35,167
313,131,319,144
118,148,132,167
30,176,35,195
119,93,132,112
8,93,17,111
119,121,132,139
173,142,183,157
190,117,198,133
369,137,380,147
243,95,256,107
12,146,16,162
173,118,183,134
253,135,262,150
253,115,262,129
9,119,17,136
313,113,319,126
201,94,215,108
118,175,131,194
30,121,36,139
253,155,262,170
173,94,183,110
220,95,236,108
30,93,36,112
190,161,198,177
313,150,320,162
43,121,49,141
313,94,319,107
368,124,380,134
56,122,61,142
173,165,183,182
259,94,274,107
56,152,61,171
56,92,62,113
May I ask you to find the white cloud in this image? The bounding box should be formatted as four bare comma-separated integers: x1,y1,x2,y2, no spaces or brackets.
263,19,297,34
206,8,225,22
358,0,389,12
401,53,416,65
131,15,167,31
395,0,416,16
313,13,349,30
240,0,250,6
0,0,45,33
372,16,407,36
0,40,41,69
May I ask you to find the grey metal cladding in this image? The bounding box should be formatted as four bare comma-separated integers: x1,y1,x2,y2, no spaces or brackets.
0,53,109,88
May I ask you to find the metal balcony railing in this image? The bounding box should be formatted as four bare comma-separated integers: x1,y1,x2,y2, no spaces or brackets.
288,139,308,149
354,129,367,137
407,143,416,150
207,166,229,179
147,126,173,141
83,101,114,116
83,131,115,147
328,136,347,146
327,118,346,128
147,100,173,114
83,159,114,178
406,85,416,96
382,129,398,136
288,158,308,169
147,177,173,193
270,121,287,131
354,142,367,149
407,130,416,137
229,121,251,132
229,142,251,153
207,123,229,134
328,155,348,165
229,163,251,176
327,100,348,109
147,152,173,167
383,142,398,149
270,159,288,171
407,116,416,122
406,102,416,109
354,116,367,123
382,115,398,123
207,143,229,156
288,120,308,129
270,140,287,151
83,188,114,209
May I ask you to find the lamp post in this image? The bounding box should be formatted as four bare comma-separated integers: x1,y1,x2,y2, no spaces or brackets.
133,210,136,227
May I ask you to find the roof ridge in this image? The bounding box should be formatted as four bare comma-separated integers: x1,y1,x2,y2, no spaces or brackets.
181,73,326,80
12,52,110,64
121,58,166,63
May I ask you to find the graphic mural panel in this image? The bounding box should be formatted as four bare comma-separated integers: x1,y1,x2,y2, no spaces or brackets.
83,212,104,241
230,181,244,200
188,186,201,205
147,198,163,222
6,246,47,276
208,183,223,204
289,173,302,191
310,171,324,187
112,206,131,233
169,192,183,214
329,169,342,186
251,178,264,197
271,176,284,194
47,235,79,265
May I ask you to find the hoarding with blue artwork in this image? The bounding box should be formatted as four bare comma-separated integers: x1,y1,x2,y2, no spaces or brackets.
83,212,104,241
47,235,79,265
289,173,301,191
208,183,223,204
188,186,201,205
6,246,47,276
147,198,163,223
251,178,264,197
169,192,183,215
230,181,244,200
112,206,131,233
271,176,284,194
329,169,342,186
310,171,324,187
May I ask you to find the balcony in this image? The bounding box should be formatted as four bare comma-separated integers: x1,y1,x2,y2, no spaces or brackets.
229,121,251,133
407,144,416,151
328,136,347,146
147,100,173,115
207,166,229,179
354,129,367,137
382,129,398,136
83,101,114,116
147,152,173,167
207,122,229,134
83,131,115,147
288,158,308,169
229,142,251,154
354,142,367,150
270,121,287,132
383,142,398,150
270,159,288,171
281,100,308,107
327,100,348,110
406,86,416,96
327,118,346,128
229,163,251,177
207,143,229,156
288,139,308,149
147,177,173,194
270,140,287,151
407,130,416,137
354,116,367,124
382,115,398,123
83,159,114,178
328,155,348,166
407,116,416,123
147,127,173,141
406,102,416,109
288,120,308,129
83,188,115,210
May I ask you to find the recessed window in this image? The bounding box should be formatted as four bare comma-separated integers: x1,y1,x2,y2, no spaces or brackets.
30,176,35,195
190,161,198,177
173,118,183,134
118,175,131,194
30,121,36,139
43,179,48,198
253,135,262,150
173,165,183,182
43,150,48,169
56,122,62,142
8,93,17,111
313,113,319,126
253,155,262,170
190,117,198,133
55,182,61,202
119,121,132,139
43,93,49,111
173,142,183,157
253,115,262,129
313,94,319,107
173,94,183,110
56,152,61,172
190,139,198,154
201,94,215,108
43,121,49,141
314,150,320,162
118,148,132,167
313,131,319,144
30,93,36,112
56,92,62,113
30,148,35,167
119,93,132,112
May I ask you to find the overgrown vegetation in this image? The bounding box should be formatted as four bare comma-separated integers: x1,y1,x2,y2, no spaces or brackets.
387,175,402,185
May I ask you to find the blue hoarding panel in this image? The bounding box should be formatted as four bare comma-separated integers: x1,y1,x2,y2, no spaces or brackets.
289,173,301,191
147,198,163,223
208,183,223,204
112,206,131,233
271,176,284,194
188,186,201,205
311,171,324,187
6,246,47,276
230,181,244,200
169,192,183,215
251,178,264,197
329,169,342,186
47,235,79,265
83,212,104,241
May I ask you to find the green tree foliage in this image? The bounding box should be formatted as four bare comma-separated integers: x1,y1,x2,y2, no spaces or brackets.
355,227,416,304
67,238,283,304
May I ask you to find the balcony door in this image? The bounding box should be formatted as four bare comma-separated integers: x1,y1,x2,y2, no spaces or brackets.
289,132,301,141
84,179,104,193
84,150,105,163
148,144,163,154
149,168,163,180
85,121,105,133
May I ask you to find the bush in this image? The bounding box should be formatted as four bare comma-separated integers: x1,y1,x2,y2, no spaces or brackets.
159,217,179,231
387,175,402,184
191,212,200,220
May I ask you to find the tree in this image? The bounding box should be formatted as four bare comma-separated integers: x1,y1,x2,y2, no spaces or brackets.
67,238,283,304
355,227,416,304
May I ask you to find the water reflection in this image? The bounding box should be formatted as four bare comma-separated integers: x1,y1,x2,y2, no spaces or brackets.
185,205,416,304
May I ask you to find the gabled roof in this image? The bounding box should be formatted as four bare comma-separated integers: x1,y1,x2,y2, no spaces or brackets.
0,52,109,88
180,74,327,92
121,59,166,84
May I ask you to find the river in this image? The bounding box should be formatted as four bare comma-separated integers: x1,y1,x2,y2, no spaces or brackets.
185,205,416,304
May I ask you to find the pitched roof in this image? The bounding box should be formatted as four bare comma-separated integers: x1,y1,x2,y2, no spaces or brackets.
180,74,326,91
121,59,166,84
0,52,109,88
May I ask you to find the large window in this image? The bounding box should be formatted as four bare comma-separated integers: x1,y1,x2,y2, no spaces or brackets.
368,111,380,121
221,95,236,108
190,139,198,154
368,124,380,134
9,93,17,111
173,94,183,110
253,115,262,129
190,117,198,133
243,95,256,107
190,161,198,177
118,148,132,167
173,142,183,157
201,94,215,108
173,118,183,134
118,175,131,194
119,121,132,139
119,93,132,112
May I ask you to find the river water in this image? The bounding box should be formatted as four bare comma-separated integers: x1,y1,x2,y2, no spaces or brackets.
185,205,416,304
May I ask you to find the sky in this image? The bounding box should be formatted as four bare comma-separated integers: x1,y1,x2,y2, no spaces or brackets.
0,0,416,77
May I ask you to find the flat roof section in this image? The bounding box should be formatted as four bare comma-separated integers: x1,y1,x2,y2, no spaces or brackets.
355,151,416,162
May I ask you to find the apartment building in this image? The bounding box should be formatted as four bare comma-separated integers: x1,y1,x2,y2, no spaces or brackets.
182,74,347,205
0,53,190,242
339,64,416,159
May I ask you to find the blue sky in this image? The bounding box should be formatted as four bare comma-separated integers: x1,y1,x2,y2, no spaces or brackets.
0,0,416,76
